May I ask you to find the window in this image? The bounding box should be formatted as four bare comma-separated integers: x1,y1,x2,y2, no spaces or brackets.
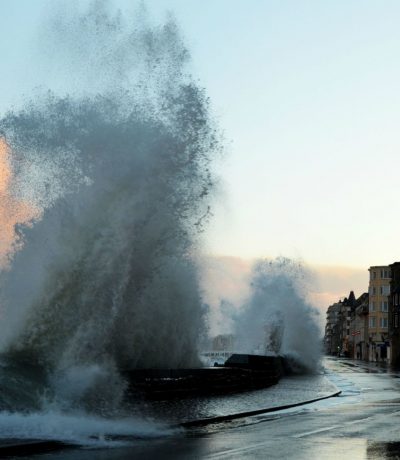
383,285,391,295
370,301,375,312
380,318,388,328
372,287,376,295
381,301,388,312
373,271,377,279
378,269,390,278
379,285,391,295
369,317,376,328
380,269,390,278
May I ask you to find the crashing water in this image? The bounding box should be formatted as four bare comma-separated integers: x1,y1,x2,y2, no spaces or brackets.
0,0,218,445
0,0,324,449
223,258,322,373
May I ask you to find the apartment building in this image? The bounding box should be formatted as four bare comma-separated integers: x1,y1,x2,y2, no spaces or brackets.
325,301,342,355
368,266,390,362
389,262,400,365
339,292,357,357
350,293,369,360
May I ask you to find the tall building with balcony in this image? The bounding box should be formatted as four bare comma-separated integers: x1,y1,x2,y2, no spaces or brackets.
368,266,391,362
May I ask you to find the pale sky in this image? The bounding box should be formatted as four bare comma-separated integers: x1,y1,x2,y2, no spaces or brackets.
148,0,400,269
1,0,400,277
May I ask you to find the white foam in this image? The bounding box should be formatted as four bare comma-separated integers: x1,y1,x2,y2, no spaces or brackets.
0,410,177,447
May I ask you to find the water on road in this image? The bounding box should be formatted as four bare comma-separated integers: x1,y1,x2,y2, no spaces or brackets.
9,356,400,459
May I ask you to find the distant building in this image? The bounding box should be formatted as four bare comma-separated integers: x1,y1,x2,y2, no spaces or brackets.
349,293,369,360
368,266,390,362
201,334,236,365
339,292,357,357
212,334,235,352
389,262,400,365
324,301,342,355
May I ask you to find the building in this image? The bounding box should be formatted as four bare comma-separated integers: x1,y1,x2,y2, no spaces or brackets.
368,266,390,362
339,292,357,357
350,293,369,360
212,334,235,351
324,293,360,357
201,334,236,365
324,301,342,355
389,262,400,365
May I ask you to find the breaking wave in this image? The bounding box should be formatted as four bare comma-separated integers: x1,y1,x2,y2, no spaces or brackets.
0,0,220,439
235,258,322,373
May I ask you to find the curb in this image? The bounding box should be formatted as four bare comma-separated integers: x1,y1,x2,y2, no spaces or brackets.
181,390,342,428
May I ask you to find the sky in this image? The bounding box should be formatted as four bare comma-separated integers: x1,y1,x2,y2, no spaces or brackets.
0,140,39,267
144,0,400,270
2,0,400,306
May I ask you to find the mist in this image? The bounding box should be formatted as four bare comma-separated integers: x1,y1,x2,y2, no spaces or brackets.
209,257,323,373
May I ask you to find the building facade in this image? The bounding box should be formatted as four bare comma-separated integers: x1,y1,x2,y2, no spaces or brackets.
339,292,357,357
368,266,390,362
389,262,400,365
324,301,342,355
350,293,369,360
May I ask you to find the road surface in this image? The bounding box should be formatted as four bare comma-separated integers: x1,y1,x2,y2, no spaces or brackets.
13,357,400,459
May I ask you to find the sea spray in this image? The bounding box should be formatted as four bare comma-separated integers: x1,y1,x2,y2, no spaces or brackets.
233,258,322,372
0,410,177,447
0,1,220,417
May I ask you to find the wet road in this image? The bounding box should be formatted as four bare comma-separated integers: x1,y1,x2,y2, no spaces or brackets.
16,357,400,459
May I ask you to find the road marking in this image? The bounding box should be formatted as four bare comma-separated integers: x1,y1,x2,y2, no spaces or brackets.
346,417,371,425
293,425,341,438
295,416,375,438
205,440,273,459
